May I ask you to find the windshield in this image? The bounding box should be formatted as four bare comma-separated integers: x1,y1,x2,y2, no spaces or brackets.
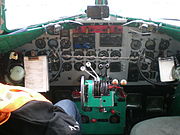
6,0,180,29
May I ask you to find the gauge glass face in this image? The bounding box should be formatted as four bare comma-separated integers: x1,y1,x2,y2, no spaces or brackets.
100,34,122,47
159,39,170,50
86,51,96,60
86,62,96,71
74,51,84,60
145,51,154,59
37,50,47,56
145,39,156,50
110,50,121,59
24,51,32,56
48,51,60,72
130,40,142,50
73,34,95,49
60,39,71,49
35,39,46,49
46,25,55,35
62,62,72,71
62,51,72,60
98,50,109,60
48,39,59,48
74,62,84,71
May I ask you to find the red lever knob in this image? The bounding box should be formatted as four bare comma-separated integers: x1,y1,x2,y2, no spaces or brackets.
110,109,116,114
91,118,97,123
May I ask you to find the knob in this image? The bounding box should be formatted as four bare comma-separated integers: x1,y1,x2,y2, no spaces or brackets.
91,118,97,123
86,62,91,67
80,66,86,71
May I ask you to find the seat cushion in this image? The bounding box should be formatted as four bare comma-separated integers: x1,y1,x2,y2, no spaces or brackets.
130,116,180,135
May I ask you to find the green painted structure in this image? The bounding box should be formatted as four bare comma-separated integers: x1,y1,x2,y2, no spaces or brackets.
0,1,179,53
83,80,115,107
76,95,126,134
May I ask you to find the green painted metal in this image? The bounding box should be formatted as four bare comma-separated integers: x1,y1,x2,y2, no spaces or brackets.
0,27,44,53
76,95,126,134
159,26,180,42
77,76,126,134
84,80,115,107
0,14,85,53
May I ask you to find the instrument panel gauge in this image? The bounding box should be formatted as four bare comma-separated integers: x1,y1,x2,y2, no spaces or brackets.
48,51,61,82
159,39,170,50
24,50,37,57
74,51,84,60
98,50,109,60
145,39,156,50
86,50,96,60
62,62,72,71
145,51,154,59
62,51,72,60
37,50,47,56
110,50,121,59
130,40,142,50
87,62,96,71
46,25,60,35
24,51,32,57
60,39,71,49
74,62,84,71
48,39,59,49
35,39,46,49
48,51,60,72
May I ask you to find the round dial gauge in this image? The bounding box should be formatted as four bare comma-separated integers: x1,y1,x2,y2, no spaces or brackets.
48,51,60,72
46,25,60,35
35,39,46,49
110,50,121,59
159,39,170,50
130,40,142,50
145,39,156,50
25,51,32,57
74,62,84,71
98,50,109,60
60,39,71,49
37,50,47,56
48,39,58,48
61,51,72,60
62,62,72,71
74,51,84,60
87,62,96,71
48,51,61,82
145,51,154,59
86,51,96,60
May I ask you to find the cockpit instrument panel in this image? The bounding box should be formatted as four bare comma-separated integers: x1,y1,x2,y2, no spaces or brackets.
14,21,180,86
